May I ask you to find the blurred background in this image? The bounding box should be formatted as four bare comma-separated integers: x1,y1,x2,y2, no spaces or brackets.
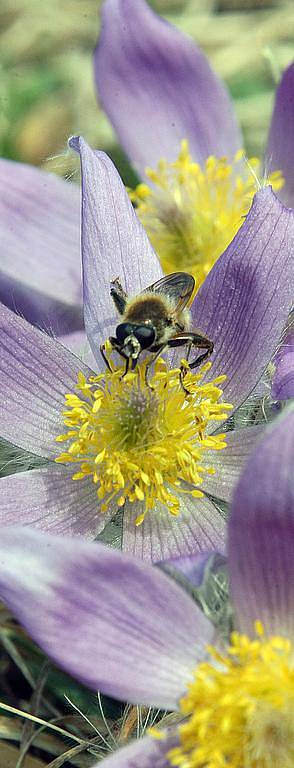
1,0,293,186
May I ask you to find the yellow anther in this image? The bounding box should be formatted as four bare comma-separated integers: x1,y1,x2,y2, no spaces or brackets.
165,626,294,767
130,141,284,289
55,359,231,523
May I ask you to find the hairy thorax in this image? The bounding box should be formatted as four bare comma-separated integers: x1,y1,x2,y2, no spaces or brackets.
124,293,191,344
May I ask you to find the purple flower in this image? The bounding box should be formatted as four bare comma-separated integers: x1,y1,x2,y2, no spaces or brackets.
0,159,84,336
0,406,293,766
94,0,294,283
271,314,294,402
0,137,293,560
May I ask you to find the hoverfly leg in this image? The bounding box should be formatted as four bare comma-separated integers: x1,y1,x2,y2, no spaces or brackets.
179,339,192,378
188,339,214,370
179,373,192,397
185,340,193,363
120,356,130,379
144,363,154,390
179,340,193,395
100,342,114,372
110,278,128,315
181,337,213,395
167,332,214,395
145,345,167,390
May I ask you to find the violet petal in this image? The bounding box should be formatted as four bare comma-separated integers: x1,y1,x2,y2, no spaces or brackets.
191,187,294,417
204,424,265,501
159,551,226,590
94,732,176,767
0,303,94,457
271,322,294,401
0,528,213,709
265,61,294,207
0,159,83,333
58,330,98,369
0,465,115,538
69,137,162,365
228,406,294,638
122,496,226,563
94,0,241,176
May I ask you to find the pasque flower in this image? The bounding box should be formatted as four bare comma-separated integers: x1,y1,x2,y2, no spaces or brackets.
0,159,84,336
0,136,293,560
95,0,294,285
0,406,293,766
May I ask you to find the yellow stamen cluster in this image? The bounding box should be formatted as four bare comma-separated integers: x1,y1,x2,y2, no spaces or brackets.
130,142,284,288
55,360,231,526
167,622,294,768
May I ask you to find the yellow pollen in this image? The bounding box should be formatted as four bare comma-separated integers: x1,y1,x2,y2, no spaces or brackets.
166,622,294,768
130,141,284,289
55,360,232,525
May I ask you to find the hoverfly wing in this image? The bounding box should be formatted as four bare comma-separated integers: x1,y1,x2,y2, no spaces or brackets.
142,272,195,313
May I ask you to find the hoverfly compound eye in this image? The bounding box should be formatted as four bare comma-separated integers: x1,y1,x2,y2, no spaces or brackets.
116,322,156,349
116,323,135,343
133,324,156,349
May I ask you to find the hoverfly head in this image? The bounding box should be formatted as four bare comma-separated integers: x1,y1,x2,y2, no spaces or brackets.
115,322,156,360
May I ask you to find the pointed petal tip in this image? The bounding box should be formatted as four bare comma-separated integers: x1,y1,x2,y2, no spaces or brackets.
250,184,294,221
91,730,177,767
0,527,212,710
68,135,108,165
74,136,161,362
252,183,282,208
68,135,80,152
266,60,294,208
95,0,240,174
263,182,293,213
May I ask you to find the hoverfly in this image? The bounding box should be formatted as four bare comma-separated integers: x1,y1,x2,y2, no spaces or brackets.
100,272,213,388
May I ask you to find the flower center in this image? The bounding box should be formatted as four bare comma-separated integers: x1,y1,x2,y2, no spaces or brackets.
130,141,284,289
167,622,294,768
55,360,231,526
